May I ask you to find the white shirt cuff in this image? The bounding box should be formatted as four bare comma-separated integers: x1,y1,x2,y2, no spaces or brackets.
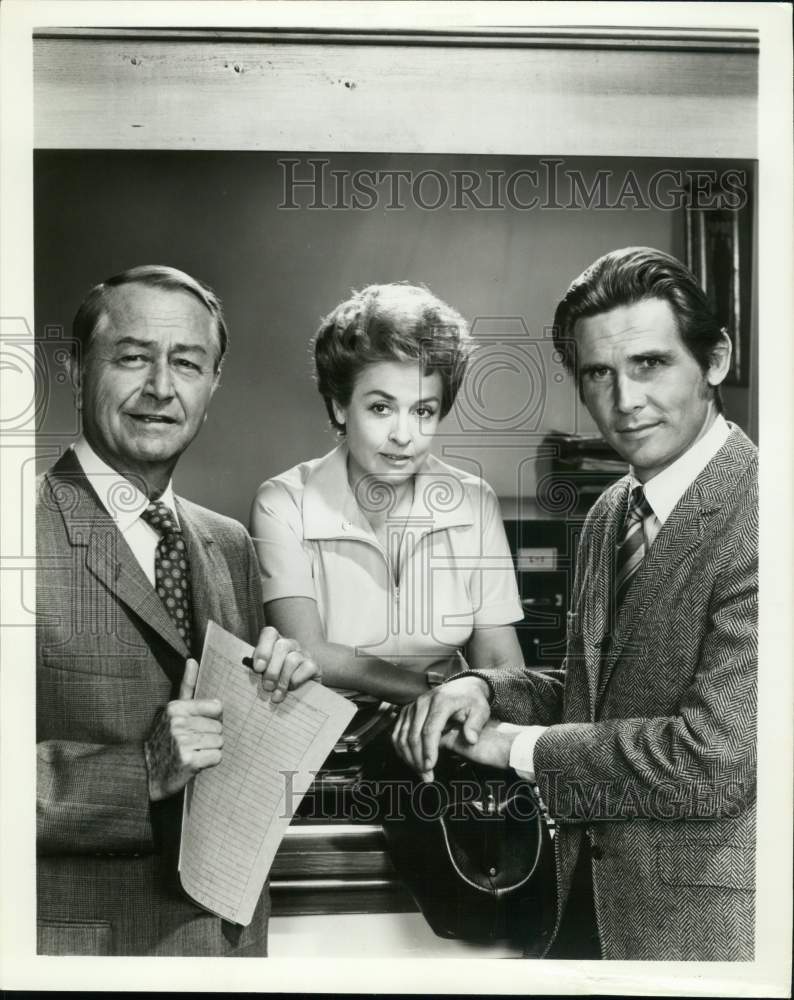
508,725,548,782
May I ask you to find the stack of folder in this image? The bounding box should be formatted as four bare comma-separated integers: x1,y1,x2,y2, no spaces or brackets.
536,431,629,514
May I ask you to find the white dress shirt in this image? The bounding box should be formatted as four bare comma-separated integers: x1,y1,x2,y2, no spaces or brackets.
72,437,178,587
509,415,733,781
640,413,731,543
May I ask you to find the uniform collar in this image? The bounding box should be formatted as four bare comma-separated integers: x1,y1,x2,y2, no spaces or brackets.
72,436,178,533
302,444,474,541
631,414,731,525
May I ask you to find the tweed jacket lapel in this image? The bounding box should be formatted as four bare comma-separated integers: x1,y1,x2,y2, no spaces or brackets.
47,449,190,660
581,492,623,720
596,492,704,708
595,428,750,710
176,499,226,657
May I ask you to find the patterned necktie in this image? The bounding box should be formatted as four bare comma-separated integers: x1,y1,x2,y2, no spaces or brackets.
615,484,654,609
140,500,194,651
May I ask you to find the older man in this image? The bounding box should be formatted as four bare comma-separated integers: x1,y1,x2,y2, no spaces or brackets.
37,265,317,956
394,247,757,961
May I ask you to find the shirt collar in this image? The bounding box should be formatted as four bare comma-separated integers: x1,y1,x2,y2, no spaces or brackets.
72,436,178,533
633,414,732,525
302,443,473,541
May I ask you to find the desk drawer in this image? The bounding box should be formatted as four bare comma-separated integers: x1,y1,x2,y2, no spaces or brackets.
270,823,418,917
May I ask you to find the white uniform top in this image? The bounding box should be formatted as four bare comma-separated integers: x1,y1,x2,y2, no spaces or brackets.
250,445,523,681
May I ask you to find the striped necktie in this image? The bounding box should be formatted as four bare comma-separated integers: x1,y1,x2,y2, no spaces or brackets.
140,500,194,652
615,485,653,609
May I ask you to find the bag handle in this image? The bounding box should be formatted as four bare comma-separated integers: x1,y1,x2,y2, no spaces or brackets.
437,789,545,896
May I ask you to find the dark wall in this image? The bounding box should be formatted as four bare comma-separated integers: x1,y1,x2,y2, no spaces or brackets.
35,152,755,524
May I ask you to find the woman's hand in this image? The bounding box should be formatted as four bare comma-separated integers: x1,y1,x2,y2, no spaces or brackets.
262,596,430,704
250,625,321,703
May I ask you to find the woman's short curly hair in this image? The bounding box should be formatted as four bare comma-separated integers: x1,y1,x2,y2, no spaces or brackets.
313,282,473,431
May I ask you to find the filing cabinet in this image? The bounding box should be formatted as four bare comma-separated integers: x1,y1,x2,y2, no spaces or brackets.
502,513,585,670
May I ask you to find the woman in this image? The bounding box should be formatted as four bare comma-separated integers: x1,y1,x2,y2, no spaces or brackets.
249,282,524,703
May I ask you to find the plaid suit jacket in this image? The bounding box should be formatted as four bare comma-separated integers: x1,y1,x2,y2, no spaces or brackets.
36,448,268,956
479,426,757,960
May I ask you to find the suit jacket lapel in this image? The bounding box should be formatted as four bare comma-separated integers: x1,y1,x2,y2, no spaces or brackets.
86,522,192,660
596,482,716,711
177,499,224,658
583,488,624,719
49,450,191,661
586,427,754,714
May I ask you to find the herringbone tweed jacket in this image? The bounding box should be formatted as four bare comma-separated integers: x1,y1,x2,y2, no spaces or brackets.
37,448,269,956
479,426,757,961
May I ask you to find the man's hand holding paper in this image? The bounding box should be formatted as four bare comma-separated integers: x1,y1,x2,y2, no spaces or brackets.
178,622,355,926
145,627,320,801
144,659,224,801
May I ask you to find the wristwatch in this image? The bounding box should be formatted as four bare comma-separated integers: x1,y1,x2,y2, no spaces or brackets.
425,670,445,688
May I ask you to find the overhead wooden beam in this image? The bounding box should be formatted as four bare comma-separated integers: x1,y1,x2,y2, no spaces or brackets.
33,26,760,51
34,28,758,156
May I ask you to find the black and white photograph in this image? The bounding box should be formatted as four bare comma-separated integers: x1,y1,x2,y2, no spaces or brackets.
0,1,791,994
